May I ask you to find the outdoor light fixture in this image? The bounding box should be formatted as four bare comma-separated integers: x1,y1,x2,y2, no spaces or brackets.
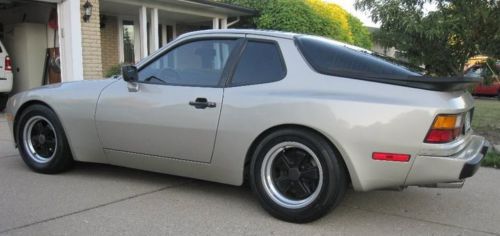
83,0,93,22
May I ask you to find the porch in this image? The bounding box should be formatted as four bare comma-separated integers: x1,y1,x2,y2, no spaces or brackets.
98,0,255,75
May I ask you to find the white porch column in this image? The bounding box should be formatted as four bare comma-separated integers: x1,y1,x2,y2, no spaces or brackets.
117,16,124,63
133,20,141,63
150,8,159,52
139,6,148,58
161,24,167,46
221,17,228,29
212,17,219,29
57,0,83,82
172,24,177,39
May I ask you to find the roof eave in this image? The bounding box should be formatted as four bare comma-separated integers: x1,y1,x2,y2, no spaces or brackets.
183,0,258,16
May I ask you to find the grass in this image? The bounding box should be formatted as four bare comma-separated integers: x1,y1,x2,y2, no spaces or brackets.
472,99,500,168
472,99,500,133
482,152,500,169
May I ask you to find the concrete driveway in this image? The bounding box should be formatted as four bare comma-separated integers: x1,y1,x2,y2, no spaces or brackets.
0,113,499,236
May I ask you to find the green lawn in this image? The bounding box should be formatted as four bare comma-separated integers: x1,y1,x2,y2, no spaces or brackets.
472,99,500,168
472,99,500,129
472,99,500,143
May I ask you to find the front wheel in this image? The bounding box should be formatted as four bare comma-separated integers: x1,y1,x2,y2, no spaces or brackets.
250,128,347,223
16,104,73,173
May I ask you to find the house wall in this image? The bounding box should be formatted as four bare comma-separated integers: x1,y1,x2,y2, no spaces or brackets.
100,16,119,76
80,0,103,79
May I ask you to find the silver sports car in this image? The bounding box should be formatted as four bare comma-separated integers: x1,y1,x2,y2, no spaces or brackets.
5,29,489,222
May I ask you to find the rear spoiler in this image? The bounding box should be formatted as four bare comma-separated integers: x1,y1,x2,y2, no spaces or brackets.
329,70,482,92
369,76,481,92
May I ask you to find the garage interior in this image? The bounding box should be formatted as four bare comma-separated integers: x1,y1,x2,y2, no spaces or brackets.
0,0,60,94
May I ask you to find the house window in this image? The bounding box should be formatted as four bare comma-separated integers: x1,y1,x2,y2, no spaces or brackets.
0,23,4,41
122,20,135,64
158,24,163,47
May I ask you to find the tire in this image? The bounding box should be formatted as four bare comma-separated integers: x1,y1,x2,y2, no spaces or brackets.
0,94,7,112
250,128,347,223
497,91,500,100
15,104,73,173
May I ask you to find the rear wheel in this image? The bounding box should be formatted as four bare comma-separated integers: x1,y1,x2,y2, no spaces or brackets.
250,128,346,223
16,104,73,173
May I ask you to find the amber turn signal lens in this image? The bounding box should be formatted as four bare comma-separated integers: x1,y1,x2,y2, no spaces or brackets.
432,115,458,129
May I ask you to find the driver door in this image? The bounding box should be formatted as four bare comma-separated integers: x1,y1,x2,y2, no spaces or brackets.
95,37,242,163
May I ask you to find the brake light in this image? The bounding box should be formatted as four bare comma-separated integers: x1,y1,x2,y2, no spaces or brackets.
424,114,463,143
5,56,12,71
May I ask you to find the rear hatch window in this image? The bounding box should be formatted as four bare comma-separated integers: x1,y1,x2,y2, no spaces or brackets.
295,35,421,78
295,35,478,91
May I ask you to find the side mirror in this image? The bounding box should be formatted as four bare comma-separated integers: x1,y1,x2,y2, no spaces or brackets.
122,65,138,83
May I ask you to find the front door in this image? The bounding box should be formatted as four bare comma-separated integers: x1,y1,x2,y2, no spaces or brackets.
96,38,240,163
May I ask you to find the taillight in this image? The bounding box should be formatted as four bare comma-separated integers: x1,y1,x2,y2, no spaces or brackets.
5,56,12,71
424,114,463,143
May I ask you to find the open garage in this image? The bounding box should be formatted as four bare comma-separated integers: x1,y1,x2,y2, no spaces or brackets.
0,0,62,94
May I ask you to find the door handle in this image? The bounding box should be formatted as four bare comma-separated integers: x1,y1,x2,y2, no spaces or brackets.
189,98,216,109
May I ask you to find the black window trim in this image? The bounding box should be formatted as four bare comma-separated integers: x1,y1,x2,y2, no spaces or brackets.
224,37,287,87
136,36,246,88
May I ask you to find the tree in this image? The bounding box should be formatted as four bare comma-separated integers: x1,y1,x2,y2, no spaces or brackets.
219,0,373,49
256,0,339,37
306,0,353,43
355,0,500,76
348,14,372,49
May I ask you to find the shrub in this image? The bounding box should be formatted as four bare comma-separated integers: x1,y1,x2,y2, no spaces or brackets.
105,64,123,78
220,0,373,49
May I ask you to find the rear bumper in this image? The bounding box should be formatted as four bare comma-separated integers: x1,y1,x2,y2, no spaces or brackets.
0,73,13,93
405,135,489,186
459,142,489,179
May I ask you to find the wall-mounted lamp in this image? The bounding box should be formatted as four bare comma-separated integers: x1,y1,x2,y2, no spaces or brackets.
83,0,93,22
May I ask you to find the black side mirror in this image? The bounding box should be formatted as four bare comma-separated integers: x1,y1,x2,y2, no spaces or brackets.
122,65,138,82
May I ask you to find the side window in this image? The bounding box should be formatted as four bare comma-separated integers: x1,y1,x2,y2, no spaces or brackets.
230,41,286,86
138,39,237,87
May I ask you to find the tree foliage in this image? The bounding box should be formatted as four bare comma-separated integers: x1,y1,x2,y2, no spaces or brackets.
306,0,353,42
347,14,372,49
356,0,500,76
219,0,373,49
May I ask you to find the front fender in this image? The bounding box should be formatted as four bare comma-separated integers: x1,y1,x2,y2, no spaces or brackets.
7,79,117,163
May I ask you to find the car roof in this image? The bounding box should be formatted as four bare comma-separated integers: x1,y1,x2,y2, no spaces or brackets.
178,29,374,54
178,29,300,40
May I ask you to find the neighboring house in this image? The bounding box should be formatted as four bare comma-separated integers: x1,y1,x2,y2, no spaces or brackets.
0,0,255,93
366,26,402,60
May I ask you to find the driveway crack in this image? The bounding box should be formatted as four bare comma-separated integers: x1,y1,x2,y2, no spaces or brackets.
345,205,500,236
0,180,194,234
0,154,18,159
